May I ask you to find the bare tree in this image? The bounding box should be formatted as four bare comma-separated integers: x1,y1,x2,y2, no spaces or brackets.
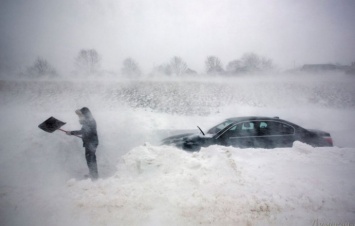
260,57,274,71
225,53,275,75
27,57,57,77
346,61,355,75
226,60,243,74
240,52,274,73
151,63,172,76
205,56,224,74
150,57,190,76
240,53,261,72
170,56,188,76
121,58,141,77
75,49,101,75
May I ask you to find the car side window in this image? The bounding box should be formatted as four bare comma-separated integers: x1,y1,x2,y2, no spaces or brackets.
279,123,294,135
258,121,270,135
260,122,267,128
222,122,256,137
242,122,254,130
218,124,238,138
258,121,294,136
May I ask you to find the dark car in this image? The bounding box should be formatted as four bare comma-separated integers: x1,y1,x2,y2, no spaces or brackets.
162,116,333,151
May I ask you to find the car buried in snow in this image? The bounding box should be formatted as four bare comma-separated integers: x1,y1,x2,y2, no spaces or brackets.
162,116,333,151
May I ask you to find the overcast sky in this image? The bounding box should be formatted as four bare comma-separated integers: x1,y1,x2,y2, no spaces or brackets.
1,0,355,75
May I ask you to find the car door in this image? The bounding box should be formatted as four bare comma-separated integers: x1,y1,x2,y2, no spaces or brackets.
217,121,258,148
256,120,296,148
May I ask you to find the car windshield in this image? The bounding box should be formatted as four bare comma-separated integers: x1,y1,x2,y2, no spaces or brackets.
207,120,234,134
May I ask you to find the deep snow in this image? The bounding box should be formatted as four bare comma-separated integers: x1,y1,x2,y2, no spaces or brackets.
0,74,354,226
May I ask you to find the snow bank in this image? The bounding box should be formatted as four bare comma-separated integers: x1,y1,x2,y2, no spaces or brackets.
67,143,355,226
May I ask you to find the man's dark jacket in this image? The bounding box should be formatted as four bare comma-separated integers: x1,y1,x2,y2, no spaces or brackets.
70,108,99,148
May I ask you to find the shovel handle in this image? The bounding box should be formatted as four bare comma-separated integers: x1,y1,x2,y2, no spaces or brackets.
58,129,82,138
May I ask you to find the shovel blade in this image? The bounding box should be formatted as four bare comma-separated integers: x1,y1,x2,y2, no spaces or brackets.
38,117,66,133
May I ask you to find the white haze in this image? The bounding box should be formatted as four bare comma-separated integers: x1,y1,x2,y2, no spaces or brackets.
1,0,355,75
1,0,355,225
0,73,355,225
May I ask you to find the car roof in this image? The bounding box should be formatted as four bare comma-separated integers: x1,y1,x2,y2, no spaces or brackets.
225,116,302,128
209,116,309,140
226,116,280,122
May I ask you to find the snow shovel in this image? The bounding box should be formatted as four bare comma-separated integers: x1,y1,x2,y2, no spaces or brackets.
38,116,81,138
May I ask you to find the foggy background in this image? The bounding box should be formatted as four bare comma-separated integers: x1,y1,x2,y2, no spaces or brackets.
1,0,355,76
1,1,355,225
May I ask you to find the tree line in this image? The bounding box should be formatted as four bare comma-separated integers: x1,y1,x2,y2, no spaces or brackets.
24,49,277,78
23,49,355,78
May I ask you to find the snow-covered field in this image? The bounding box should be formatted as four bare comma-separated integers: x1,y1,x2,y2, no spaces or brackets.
0,74,355,226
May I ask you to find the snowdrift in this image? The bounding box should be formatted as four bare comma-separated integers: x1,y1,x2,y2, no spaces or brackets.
67,143,355,226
